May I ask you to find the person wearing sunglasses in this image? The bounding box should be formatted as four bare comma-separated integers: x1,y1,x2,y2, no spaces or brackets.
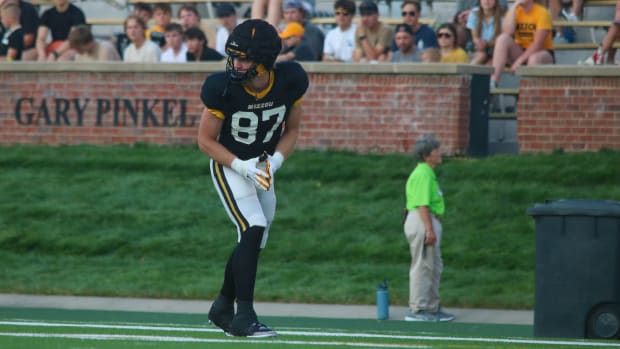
323,0,357,62
490,0,553,88
352,0,394,63
391,0,438,53
435,23,469,63
388,23,421,62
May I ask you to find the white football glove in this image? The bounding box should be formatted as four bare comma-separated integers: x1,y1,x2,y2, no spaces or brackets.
231,157,271,191
267,152,284,177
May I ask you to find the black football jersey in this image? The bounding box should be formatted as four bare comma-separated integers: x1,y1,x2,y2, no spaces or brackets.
201,61,309,160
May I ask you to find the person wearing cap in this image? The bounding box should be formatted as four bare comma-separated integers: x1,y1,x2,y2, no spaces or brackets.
178,4,217,49
388,23,421,62
282,0,324,61
391,0,438,53
214,3,241,56
322,0,356,62
352,0,394,63
276,21,316,62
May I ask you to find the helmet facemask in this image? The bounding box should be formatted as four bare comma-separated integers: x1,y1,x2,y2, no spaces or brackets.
225,54,260,84
224,19,281,84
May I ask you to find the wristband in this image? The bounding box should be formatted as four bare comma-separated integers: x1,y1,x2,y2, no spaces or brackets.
270,151,284,172
359,35,367,41
51,50,60,58
231,158,245,177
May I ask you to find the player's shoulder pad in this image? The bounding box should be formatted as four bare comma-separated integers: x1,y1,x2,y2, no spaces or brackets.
276,61,309,93
200,72,228,106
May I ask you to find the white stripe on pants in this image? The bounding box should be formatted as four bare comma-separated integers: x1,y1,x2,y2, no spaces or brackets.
403,209,443,312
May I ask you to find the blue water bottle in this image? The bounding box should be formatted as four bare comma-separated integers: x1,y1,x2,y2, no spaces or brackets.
376,280,389,320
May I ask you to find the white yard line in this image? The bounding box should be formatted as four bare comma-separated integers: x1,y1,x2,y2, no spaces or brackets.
0,332,427,348
1,321,618,348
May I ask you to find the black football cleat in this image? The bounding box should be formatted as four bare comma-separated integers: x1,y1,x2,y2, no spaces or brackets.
231,321,277,338
208,298,234,334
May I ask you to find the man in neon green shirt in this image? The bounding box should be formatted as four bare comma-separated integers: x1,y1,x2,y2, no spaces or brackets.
403,136,454,322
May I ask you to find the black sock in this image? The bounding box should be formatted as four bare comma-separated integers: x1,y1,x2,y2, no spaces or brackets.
233,226,264,304
219,246,238,301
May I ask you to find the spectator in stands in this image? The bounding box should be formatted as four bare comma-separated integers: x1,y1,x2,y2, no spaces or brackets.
146,3,172,48
548,0,583,43
322,0,356,62
353,0,393,63
68,24,120,61
113,2,152,61
282,0,324,61
388,23,421,62
160,23,187,62
185,27,223,62
178,4,217,50
455,0,507,22
0,0,39,60
592,0,620,64
35,0,86,61
214,3,241,56
0,3,23,61
467,0,503,64
490,0,553,88
453,0,477,50
251,0,282,28
421,47,441,62
123,15,160,63
277,21,316,61
133,2,153,25
394,0,438,52
436,22,469,62
550,0,582,21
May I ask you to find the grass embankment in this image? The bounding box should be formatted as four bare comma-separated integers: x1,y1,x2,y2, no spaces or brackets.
1,145,618,309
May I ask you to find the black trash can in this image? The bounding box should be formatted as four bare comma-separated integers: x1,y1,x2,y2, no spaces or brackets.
527,199,620,339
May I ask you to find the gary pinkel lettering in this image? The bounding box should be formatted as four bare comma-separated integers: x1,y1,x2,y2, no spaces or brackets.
14,98,197,128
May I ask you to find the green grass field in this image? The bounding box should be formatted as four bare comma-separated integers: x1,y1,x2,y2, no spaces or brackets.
1,145,620,310
1,307,618,349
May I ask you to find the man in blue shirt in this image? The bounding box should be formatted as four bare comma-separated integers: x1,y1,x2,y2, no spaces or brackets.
391,0,438,52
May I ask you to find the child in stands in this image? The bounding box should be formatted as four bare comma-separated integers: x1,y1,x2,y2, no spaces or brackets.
0,3,23,61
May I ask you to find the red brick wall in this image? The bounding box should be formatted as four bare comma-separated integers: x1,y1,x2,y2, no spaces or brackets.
517,69,620,153
1,71,202,145
302,73,471,154
0,64,474,155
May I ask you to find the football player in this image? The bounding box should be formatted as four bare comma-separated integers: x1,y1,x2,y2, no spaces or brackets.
197,19,309,338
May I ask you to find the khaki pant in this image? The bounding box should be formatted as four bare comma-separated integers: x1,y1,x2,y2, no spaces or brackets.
403,209,443,312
